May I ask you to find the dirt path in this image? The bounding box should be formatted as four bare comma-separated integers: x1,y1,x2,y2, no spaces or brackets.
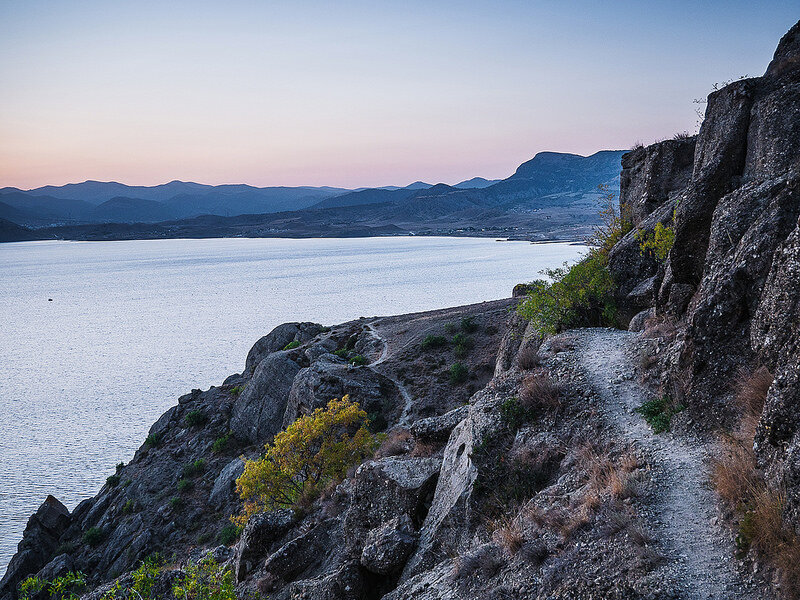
573,328,765,600
365,321,416,425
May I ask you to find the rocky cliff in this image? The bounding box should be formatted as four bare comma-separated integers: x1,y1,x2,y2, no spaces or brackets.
3,19,800,600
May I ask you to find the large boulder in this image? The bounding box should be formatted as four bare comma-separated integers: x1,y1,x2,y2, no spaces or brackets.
282,360,399,429
0,496,71,600
233,509,296,582
208,458,246,508
360,515,418,575
244,323,323,376
231,351,302,444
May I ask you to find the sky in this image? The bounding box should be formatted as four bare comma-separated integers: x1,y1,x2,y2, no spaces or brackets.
0,1,796,190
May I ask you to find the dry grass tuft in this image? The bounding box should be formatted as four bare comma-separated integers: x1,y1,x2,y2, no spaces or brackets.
452,545,505,580
518,344,542,370
375,428,413,458
490,516,526,556
548,336,575,353
642,316,677,340
710,365,800,600
734,366,773,418
519,371,562,412
409,440,439,457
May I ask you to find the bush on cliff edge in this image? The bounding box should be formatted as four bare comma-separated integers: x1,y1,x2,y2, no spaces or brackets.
234,396,383,525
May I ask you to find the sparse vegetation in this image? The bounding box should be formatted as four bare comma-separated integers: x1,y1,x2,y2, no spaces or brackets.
122,499,135,514
172,558,236,600
444,322,457,334
106,474,120,487
282,340,301,350
144,433,161,448
235,396,382,525
452,333,474,358
635,395,684,433
421,334,447,351
83,527,104,547
375,428,413,458
169,496,184,510
517,345,541,370
349,354,367,366
229,385,244,396
519,372,561,413
333,348,349,358
219,523,241,545
449,362,469,385
212,431,233,453
636,222,675,262
177,478,194,493
182,458,206,478
184,410,208,427
460,316,479,333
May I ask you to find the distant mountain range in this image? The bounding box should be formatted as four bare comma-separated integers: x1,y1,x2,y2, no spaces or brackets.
1,150,626,242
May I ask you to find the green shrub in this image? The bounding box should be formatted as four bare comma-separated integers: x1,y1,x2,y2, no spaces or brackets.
635,395,684,433
122,479,132,487
452,333,474,358
83,527,104,547
106,474,121,488
19,576,45,600
450,362,469,385
144,433,161,448
131,556,161,599
184,410,208,427
283,340,301,350
172,558,235,600
636,222,675,262
219,523,241,545
444,322,457,334
169,496,184,510
212,432,233,454
421,335,447,351
334,348,349,358
122,499,135,514
500,397,529,430
229,385,244,396
517,251,618,335
182,459,206,478
116,462,125,471
350,354,367,366
20,571,86,600
178,478,194,494
460,316,479,333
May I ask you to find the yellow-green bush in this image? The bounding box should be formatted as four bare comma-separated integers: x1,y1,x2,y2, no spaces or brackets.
636,222,675,262
235,396,383,525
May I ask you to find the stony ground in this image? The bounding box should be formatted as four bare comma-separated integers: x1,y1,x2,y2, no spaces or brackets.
571,328,770,600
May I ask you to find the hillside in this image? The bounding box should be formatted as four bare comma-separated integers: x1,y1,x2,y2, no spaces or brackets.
0,151,624,242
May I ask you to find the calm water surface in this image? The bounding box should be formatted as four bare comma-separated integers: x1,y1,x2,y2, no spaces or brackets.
0,236,583,572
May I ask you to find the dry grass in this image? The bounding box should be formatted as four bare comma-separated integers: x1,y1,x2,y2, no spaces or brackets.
490,516,525,556
375,428,413,458
517,344,542,370
710,364,800,600
582,445,642,502
519,371,562,412
409,440,439,457
734,366,773,418
452,545,505,580
548,336,575,353
642,316,678,340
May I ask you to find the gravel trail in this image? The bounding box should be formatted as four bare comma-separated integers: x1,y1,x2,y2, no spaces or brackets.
574,328,766,600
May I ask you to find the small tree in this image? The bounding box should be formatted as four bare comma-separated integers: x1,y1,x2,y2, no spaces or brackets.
589,185,632,253
235,396,382,525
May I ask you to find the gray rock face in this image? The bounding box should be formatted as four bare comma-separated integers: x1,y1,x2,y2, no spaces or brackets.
0,496,71,600
231,351,302,444
233,509,296,582
283,360,398,429
360,515,418,575
620,137,696,226
628,308,654,333
609,21,800,526
244,322,322,376
208,458,245,508
410,405,469,442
